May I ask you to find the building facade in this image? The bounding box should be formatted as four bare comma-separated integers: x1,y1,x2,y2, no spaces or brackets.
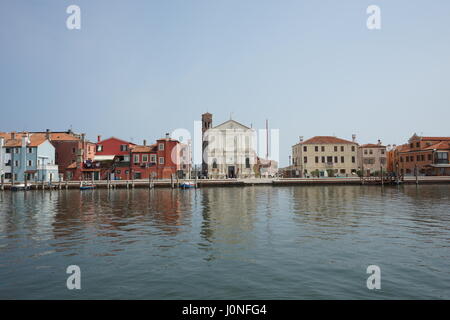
129,135,182,180
202,114,257,179
291,136,359,177
393,134,450,176
358,141,387,176
0,132,58,183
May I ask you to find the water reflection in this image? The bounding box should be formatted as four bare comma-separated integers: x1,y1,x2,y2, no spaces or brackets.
1,185,450,299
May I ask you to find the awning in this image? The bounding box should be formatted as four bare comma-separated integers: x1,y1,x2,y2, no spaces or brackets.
93,155,115,161
424,164,450,168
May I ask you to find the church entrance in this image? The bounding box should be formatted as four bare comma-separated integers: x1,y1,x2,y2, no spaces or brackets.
228,166,236,179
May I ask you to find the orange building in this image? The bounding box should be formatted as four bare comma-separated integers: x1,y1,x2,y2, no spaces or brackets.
391,134,450,176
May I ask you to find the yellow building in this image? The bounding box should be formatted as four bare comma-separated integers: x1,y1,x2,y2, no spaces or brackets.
292,136,359,177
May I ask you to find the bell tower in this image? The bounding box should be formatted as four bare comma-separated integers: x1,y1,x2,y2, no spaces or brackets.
201,113,212,177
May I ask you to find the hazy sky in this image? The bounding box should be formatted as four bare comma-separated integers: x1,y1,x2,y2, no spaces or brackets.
1,1,449,166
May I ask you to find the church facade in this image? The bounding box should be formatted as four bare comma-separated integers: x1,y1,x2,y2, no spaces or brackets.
201,113,257,179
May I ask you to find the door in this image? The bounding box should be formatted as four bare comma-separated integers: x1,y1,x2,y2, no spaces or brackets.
228,166,235,178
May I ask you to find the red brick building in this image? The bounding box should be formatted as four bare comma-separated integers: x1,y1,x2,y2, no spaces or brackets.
86,135,183,180
129,136,182,179
392,134,450,176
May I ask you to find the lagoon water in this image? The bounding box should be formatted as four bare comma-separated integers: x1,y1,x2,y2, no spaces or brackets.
0,185,450,299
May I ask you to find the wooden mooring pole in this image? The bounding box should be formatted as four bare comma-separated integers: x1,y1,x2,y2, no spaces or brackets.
0,174,4,191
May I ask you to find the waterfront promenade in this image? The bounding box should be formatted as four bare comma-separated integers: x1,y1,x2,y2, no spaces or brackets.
1,176,450,190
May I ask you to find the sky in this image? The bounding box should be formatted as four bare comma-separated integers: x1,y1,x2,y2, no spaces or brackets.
1,0,449,166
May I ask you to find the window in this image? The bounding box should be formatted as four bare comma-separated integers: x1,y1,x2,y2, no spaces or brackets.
410,156,414,162
28,148,33,154
321,156,325,163
381,150,385,155
97,145,103,152
120,145,128,152
72,148,76,154
369,150,373,155
416,142,420,148
334,146,338,152
134,154,140,164
381,158,386,165
341,146,344,152
364,150,368,155
304,156,307,163
428,154,432,161
410,143,413,148
245,157,250,168
159,157,165,164
142,155,148,162
400,157,404,162
15,160,19,167
352,156,356,163
321,146,325,152
327,156,332,163
340,169,346,174
315,146,319,152
341,156,344,163
159,143,164,151
5,148,11,154
351,146,355,152
150,154,156,163
315,156,319,163
303,146,307,152
334,156,338,163
28,160,32,167
213,159,218,169
15,148,20,154
117,170,121,174
406,157,409,162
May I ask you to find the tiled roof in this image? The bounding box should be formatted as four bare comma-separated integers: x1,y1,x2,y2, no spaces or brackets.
423,141,450,151
302,136,356,145
360,143,385,148
421,137,450,141
2,134,48,147
131,144,157,153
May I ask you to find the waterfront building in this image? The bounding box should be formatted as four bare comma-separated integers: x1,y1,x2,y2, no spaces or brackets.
129,134,182,180
291,135,359,177
0,132,58,183
94,136,136,180
392,134,450,176
358,141,387,176
201,113,257,179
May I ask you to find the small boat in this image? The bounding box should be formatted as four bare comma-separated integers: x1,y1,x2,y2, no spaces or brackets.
179,182,196,189
80,183,95,190
11,184,30,191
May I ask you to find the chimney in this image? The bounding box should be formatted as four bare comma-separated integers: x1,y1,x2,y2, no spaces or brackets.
165,133,170,139
143,139,147,146
11,131,16,140
46,129,51,140
299,136,304,143
21,135,27,147
97,135,101,143
81,133,86,142
377,139,381,145
352,134,356,142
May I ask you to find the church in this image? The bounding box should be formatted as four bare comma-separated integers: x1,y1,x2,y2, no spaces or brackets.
201,113,257,179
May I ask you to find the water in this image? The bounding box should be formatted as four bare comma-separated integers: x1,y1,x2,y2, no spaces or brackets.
0,185,449,299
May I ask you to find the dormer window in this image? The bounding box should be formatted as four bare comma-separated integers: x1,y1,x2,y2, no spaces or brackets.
159,143,164,151
97,145,103,152
120,145,128,152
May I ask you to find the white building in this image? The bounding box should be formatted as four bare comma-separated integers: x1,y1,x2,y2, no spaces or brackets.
202,113,257,179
